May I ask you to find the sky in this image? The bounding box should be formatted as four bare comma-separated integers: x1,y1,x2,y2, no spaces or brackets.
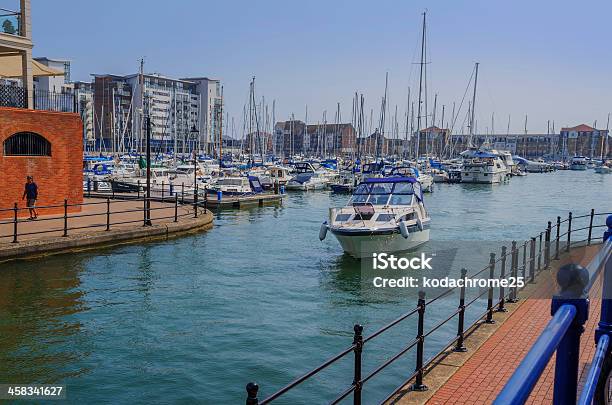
20,0,612,135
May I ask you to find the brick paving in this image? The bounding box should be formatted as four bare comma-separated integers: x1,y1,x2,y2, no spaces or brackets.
427,245,603,405
0,198,197,244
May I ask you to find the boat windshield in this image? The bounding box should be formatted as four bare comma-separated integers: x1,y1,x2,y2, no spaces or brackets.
349,181,414,206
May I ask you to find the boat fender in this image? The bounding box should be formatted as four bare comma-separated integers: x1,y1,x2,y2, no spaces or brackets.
319,221,328,241
399,221,410,239
416,218,424,232
217,190,223,201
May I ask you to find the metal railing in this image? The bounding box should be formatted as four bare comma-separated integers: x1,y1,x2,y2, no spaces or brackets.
0,84,77,112
0,183,208,243
495,221,612,405
244,210,611,405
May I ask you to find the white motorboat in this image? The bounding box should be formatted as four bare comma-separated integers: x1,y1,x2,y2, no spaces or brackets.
321,177,431,258
570,156,588,171
208,176,263,196
460,149,510,184
594,161,612,174
389,166,434,193
286,162,329,190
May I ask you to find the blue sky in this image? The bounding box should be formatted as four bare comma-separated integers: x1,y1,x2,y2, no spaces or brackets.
24,0,612,134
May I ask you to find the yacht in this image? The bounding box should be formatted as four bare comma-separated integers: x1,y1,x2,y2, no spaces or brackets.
570,156,588,171
594,161,611,174
286,162,329,190
460,149,509,184
320,177,431,258
208,176,264,196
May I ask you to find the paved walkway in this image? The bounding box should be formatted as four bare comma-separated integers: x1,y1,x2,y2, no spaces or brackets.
0,198,199,244
426,245,602,405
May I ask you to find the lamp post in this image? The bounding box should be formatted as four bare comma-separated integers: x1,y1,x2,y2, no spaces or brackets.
145,115,152,226
191,125,199,188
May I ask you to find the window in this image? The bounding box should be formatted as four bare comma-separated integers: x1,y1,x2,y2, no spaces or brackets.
3,132,51,156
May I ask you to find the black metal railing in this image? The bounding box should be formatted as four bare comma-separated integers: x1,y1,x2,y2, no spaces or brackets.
0,183,208,243
0,84,77,112
244,209,611,405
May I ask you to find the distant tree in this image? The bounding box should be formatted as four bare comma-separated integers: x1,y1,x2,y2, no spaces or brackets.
2,19,16,35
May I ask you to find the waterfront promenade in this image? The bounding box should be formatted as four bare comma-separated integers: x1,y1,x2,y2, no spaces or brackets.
0,198,213,261
389,244,602,404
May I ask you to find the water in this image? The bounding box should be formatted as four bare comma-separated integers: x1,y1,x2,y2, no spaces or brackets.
0,171,610,404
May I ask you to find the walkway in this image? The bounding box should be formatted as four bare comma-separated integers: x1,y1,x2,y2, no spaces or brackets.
426,245,602,404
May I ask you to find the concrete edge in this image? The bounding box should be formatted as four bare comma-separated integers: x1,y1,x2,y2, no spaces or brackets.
0,212,213,263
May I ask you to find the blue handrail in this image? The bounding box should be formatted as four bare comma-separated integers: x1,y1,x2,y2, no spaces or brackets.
493,304,577,405
578,334,609,405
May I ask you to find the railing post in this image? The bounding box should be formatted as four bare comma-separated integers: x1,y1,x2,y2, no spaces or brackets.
587,208,595,245
204,187,208,214
87,177,91,198
352,324,364,404
63,199,68,237
595,215,612,354
486,253,496,323
545,222,551,268
566,211,572,252
508,241,519,303
521,242,527,281
245,382,259,405
551,264,589,405
555,216,561,260
497,246,508,312
194,184,199,218
537,233,543,273
454,268,468,352
106,198,110,231
143,193,147,226
182,182,185,204
412,291,428,391
138,180,141,199
111,180,115,199
12,202,18,243
161,181,165,202
529,237,536,283
174,194,178,222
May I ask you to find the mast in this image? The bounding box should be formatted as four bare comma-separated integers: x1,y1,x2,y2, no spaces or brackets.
416,11,427,158
219,85,224,160
139,58,144,154
468,62,479,148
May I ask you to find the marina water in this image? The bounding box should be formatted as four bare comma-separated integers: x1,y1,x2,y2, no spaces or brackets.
0,171,610,404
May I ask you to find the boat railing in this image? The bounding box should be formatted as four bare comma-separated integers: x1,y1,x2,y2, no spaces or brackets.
495,225,612,404
244,210,612,405
0,182,210,243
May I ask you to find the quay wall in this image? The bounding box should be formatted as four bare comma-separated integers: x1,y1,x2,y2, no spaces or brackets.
0,107,83,218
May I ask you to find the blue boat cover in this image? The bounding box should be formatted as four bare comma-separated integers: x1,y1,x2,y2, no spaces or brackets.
364,176,417,183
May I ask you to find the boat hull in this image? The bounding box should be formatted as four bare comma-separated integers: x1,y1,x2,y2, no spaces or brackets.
330,229,430,259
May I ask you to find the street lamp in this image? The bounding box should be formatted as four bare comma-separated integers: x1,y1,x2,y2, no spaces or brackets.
191,125,199,188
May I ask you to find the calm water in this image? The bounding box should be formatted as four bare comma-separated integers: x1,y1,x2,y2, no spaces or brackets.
0,170,610,404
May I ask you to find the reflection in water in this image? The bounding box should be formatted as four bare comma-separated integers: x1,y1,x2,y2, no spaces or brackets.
0,257,89,383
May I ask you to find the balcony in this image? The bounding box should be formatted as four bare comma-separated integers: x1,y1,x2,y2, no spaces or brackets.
0,8,21,37
0,83,76,112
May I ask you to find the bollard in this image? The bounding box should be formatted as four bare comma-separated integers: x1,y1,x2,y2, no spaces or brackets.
486,253,496,323
245,382,259,405
555,216,561,260
529,238,536,283
497,246,508,312
587,208,595,245
412,291,428,391
454,268,468,352
352,324,364,404
106,198,110,231
12,202,18,243
566,212,572,252
551,264,589,404
63,199,68,237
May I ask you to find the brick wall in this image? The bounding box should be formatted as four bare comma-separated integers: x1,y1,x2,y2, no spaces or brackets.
0,107,83,218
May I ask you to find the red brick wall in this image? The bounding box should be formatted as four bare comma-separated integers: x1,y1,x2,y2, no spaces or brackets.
0,107,83,218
